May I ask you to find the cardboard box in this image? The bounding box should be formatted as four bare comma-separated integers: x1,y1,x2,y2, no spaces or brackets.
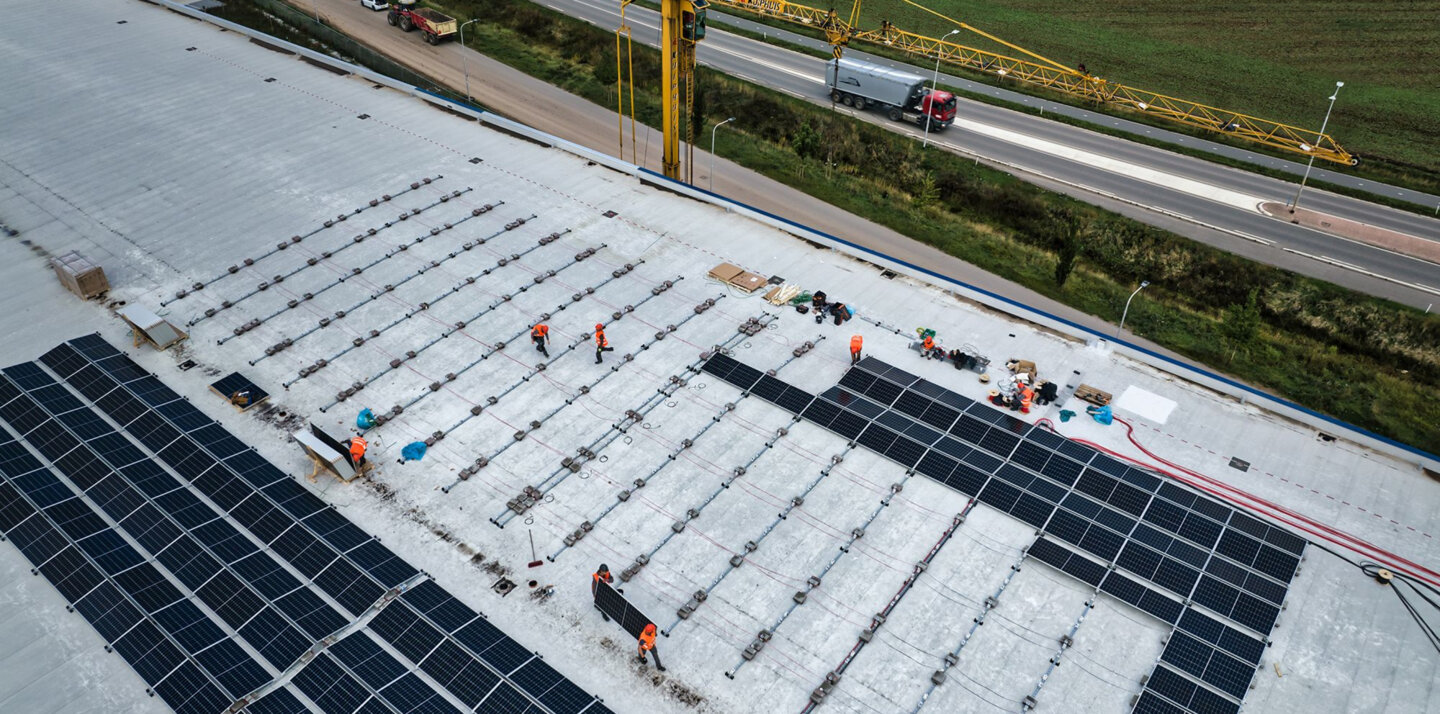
728,271,767,293
707,262,743,282
51,251,109,299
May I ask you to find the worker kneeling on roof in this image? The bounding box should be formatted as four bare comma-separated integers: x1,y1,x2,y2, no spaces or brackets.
347,435,368,466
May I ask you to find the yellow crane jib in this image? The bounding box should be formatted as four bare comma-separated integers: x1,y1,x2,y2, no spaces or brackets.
707,0,1356,165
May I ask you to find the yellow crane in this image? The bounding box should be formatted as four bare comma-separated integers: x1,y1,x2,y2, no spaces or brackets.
618,0,709,181
705,0,1357,165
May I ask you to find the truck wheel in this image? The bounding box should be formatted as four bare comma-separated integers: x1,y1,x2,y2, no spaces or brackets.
399,16,413,31
387,11,397,25
830,90,841,103
887,107,902,121
841,94,854,108
426,32,439,45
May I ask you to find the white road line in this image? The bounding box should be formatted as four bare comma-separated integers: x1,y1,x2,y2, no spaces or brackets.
1282,249,1440,296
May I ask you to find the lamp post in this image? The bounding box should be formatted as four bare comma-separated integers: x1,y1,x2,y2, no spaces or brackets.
1289,81,1344,218
923,29,960,149
1117,280,1149,337
459,19,479,103
709,117,736,192
310,0,320,22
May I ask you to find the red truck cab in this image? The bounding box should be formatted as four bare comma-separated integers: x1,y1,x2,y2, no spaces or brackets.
921,89,957,129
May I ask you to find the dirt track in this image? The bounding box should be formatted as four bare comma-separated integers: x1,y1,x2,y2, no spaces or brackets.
285,0,1195,354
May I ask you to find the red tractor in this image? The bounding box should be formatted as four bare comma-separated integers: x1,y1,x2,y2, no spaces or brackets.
386,1,458,45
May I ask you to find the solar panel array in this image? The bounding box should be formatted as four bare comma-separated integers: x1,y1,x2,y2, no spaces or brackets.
701,354,1307,714
0,334,610,714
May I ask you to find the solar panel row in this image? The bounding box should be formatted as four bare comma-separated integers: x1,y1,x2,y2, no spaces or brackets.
0,432,256,714
704,355,1302,638
1027,537,1261,711
48,334,611,714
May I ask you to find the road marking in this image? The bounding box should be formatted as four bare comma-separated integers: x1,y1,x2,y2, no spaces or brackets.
1281,249,1440,296
704,43,822,84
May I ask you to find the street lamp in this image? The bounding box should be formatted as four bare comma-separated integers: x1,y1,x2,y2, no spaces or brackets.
709,117,736,192
459,19,480,103
1117,280,1149,337
1289,81,1344,218
923,29,960,149
310,0,320,22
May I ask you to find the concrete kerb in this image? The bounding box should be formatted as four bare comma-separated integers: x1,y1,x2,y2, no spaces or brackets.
146,0,1440,475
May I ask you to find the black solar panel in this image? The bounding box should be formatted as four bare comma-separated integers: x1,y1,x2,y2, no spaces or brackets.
750,374,787,402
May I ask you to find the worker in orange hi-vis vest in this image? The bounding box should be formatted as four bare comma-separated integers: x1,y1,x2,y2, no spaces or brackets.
637,623,665,671
850,334,863,365
594,324,614,364
591,564,613,621
531,323,550,357
347,435,368,466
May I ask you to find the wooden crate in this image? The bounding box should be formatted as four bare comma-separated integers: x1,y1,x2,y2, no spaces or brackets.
51,251,109,299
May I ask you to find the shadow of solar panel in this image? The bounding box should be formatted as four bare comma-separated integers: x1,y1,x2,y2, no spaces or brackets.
750,375,786,402
294,653,373,714
978,479,1021,512
883,435,928,469
315,558,385,616
775,386,814,413
949,415,988,445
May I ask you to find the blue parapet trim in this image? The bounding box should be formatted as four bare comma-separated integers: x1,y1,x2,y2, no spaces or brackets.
413,86,487,114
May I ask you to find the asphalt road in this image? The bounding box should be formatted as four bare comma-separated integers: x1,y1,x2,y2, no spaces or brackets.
542,0,1440,307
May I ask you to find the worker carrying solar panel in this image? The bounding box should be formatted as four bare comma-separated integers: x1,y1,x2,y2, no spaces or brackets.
347,435,368,466
637,623,665,671
591,564,613,621
595,324,614,364
531,323,550,357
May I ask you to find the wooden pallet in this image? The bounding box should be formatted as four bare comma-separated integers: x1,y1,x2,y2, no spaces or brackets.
1074,384,1112,407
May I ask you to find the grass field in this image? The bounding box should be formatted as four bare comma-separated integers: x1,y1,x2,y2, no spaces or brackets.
852,0,1440,174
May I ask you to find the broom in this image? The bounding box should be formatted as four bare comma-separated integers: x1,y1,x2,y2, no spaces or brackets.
527,529,543,568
